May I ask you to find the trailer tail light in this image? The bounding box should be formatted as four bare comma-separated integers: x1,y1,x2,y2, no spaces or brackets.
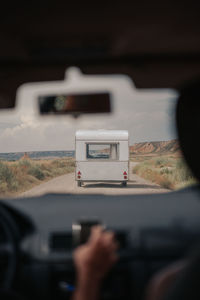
123,171,127,180
77,171,81,179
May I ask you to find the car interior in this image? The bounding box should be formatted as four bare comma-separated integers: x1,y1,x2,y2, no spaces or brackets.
0,1,200,300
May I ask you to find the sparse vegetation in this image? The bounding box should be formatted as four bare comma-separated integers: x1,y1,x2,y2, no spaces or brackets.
132,155,197,190
0,158,75,197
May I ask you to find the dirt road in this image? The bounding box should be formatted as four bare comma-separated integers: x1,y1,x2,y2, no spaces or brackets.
20,162,169,197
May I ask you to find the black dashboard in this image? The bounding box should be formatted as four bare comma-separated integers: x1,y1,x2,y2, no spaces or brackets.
1,185,200,299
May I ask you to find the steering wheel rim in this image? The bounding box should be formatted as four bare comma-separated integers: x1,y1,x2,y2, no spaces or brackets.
0,205,19,290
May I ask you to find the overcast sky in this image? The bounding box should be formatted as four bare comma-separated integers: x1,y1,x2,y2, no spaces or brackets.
0,75,178,153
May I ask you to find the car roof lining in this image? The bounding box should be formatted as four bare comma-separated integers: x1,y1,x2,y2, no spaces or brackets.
0,1,200,107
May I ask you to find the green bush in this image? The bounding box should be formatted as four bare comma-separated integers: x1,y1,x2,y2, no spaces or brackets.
51,160,64,168
160,167,173,175
0,182,8,193
0,161,15,185
176,159,185,169
28,165,45,180
66,160,75,167
175,159,194,182
10,180,19,191
18,159,32,168
43,170,51,177
155,158,164,166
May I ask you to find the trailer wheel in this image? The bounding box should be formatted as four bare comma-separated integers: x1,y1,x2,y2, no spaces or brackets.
122,181,127,187
77,181,82,187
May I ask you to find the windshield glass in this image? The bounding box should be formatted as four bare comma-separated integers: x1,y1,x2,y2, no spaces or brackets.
0,76,197,198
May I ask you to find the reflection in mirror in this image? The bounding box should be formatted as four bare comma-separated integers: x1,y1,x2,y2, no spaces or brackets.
39,93,111,116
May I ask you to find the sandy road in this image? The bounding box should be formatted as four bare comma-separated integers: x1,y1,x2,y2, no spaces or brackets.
20,162,169,197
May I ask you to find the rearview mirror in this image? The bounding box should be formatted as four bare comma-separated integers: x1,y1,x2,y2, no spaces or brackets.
39,92,111,116
16,67,135,116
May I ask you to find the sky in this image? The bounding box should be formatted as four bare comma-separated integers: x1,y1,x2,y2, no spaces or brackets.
0,73,178,153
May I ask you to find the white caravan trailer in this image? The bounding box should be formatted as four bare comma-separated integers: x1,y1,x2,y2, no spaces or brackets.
75,130,129,187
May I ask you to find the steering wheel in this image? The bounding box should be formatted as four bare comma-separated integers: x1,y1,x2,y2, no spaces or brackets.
0,205,19,290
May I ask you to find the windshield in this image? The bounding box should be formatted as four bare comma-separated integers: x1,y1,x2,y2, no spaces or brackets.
0,76,197,198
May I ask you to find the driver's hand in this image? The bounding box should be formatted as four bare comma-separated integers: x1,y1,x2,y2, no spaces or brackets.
73,226,118,282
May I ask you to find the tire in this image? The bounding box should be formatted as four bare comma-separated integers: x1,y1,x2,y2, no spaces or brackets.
77,181,82,187
122,181,127,187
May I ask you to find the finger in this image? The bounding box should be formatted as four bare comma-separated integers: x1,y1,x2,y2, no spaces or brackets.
101,232,117,248
89,225,103,242
91,225,103,233
88,229,118,258
96,240,118,261
104,231,115,241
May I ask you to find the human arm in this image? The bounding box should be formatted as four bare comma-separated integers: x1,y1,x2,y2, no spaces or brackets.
71,226,118,300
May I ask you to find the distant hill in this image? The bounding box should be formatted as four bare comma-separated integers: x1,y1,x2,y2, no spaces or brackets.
0,150,75,161
0,140,181,161
130,139,181,155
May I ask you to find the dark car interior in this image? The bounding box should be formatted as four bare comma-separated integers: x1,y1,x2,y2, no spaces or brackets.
0,1,200,299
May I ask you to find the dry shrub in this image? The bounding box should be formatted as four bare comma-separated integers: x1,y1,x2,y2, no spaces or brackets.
133,155,196,190
157,176,174,189
0,182,8,193
0,157,75,196
0,161,18,193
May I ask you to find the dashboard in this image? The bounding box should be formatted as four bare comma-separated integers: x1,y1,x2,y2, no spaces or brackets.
1,185,200,299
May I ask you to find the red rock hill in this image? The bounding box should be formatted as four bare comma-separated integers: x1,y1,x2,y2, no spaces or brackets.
130,139,181,155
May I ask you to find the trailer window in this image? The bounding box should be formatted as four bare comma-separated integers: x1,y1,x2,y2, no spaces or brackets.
86,144,118,160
